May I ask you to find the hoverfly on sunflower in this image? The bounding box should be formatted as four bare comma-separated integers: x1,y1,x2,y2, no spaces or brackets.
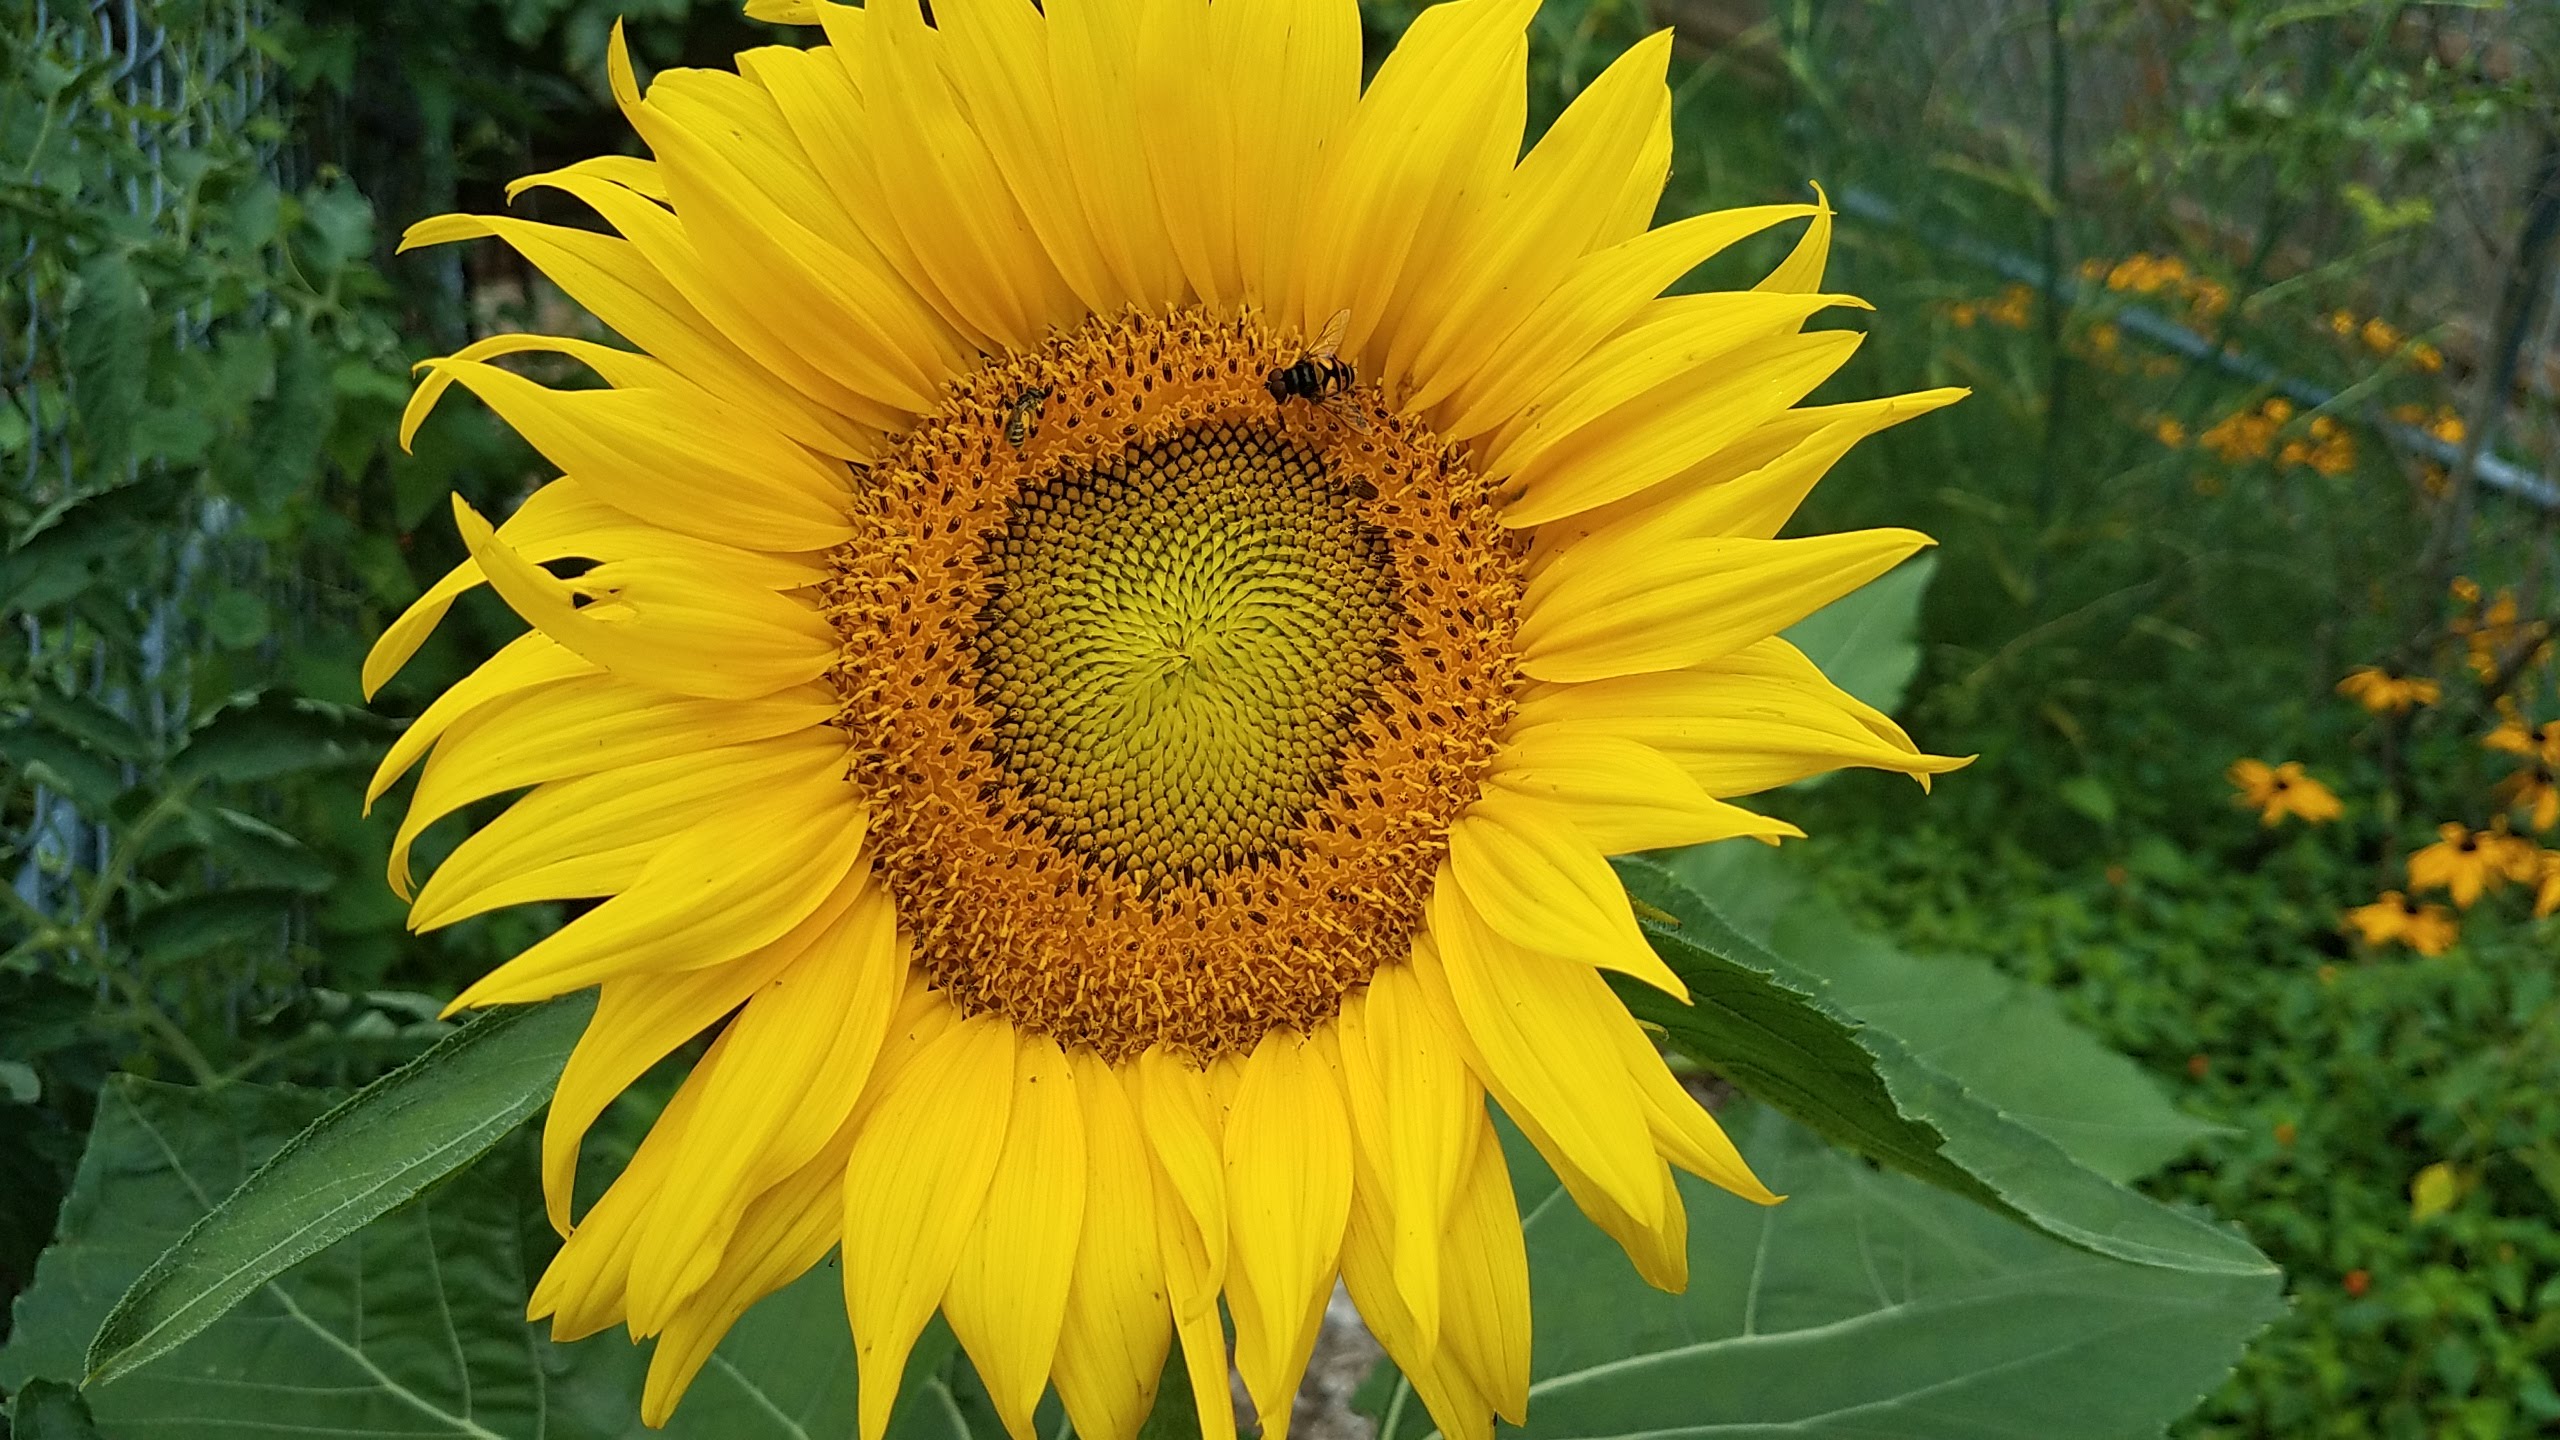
365,2,1966,1436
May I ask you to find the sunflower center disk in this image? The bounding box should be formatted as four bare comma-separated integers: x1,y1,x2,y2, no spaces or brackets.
825,310,1527,1060
976,425,1398,891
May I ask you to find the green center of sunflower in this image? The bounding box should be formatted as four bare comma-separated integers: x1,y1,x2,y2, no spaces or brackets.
973,422,1400,891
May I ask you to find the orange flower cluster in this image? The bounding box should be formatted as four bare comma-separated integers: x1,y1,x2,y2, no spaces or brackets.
1946,282,2035,330
2389,402,2465,446
2450,581,2551,680
2087,252,2231,320
2331,310,2445,373
2196,397,2356,475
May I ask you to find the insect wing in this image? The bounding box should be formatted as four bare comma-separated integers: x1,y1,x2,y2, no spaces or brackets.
1307,308,1351,363
1317,389,1372,433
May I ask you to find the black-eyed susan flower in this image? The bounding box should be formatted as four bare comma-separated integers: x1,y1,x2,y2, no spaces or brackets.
2343,891,2459,956
2407,823,2508,908
2227,758,2344,827
2534,851,2560,919
2337,667,2439,715
364,4,1965,1436
2497,763,2560,832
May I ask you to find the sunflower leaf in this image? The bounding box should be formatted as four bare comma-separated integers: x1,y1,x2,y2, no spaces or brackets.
77,992,593,1389
0,1071,954,1438
1366,1107,2285,1438
1614,855,2273,1277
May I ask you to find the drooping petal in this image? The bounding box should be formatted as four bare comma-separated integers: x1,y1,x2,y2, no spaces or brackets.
1416,904,1662,1233
942,1035,1086,1440
841,1014,1018,1440
1222,1028,1354,1440
1052,1054,1173,1440
1333,968,1477,1353
625,881,906,1333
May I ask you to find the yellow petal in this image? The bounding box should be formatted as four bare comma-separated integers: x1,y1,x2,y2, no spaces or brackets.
1217,0,1360,312
395,212,869,459
1752,183,1833,295
1486,729,1802,855
362,475,823,706
1416,905,1662,1232
391,675,833,894
1497,326,1867,526
1134,1047,1228,1307
365,630,591,792
641,1110,856,1425
538,933,808,1234
943,1035,1086,1440
1045,0,1190,311
1517,529,1935,684
617,31,964,411
1136,1051,1238,1440
1135,0,1239,308
1435,202,1819,440
850,0,1081,348
407,730,844,921
1446,793,1690,998
1336,1146,1494,1440
442,765,868,1007
1554,389,1966,551
531,1059,713,1341
1333,970,1476,1353
1510,638,1968,797
1222,1028,1353,1440
1604,1010,1780,1206
1395,29,1672,405
841,1014,1018,1440
1288,0,1534,359
453,497,838,702
504,158,907,437
1436,1109,1532,1422
1052,1055,1173,1440
626,881,907,1333
415,360,852,552
928,0,1124,315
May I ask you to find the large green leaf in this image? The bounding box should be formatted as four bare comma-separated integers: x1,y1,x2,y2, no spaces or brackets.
1668,842,2223,1182
1780,552,1935,713
1369,1109,2285,1439
80,993,593,1388
0,1075,971,1439
1615,857,2269,1277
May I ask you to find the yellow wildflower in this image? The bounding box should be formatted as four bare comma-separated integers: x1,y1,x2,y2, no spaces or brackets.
2227,758,2344,826
2336,667,2440,715
2408,823,2508,908
2343,891,2460,956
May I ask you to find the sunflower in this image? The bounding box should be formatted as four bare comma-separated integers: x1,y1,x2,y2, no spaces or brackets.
364,4,1963,1436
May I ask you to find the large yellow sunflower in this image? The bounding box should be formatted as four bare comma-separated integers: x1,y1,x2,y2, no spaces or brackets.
365,2,1964,1436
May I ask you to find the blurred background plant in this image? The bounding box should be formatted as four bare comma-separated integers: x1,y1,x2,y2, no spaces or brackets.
5,0,2559,1435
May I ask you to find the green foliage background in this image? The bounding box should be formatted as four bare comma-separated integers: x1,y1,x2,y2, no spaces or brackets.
5,0,2559,1436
